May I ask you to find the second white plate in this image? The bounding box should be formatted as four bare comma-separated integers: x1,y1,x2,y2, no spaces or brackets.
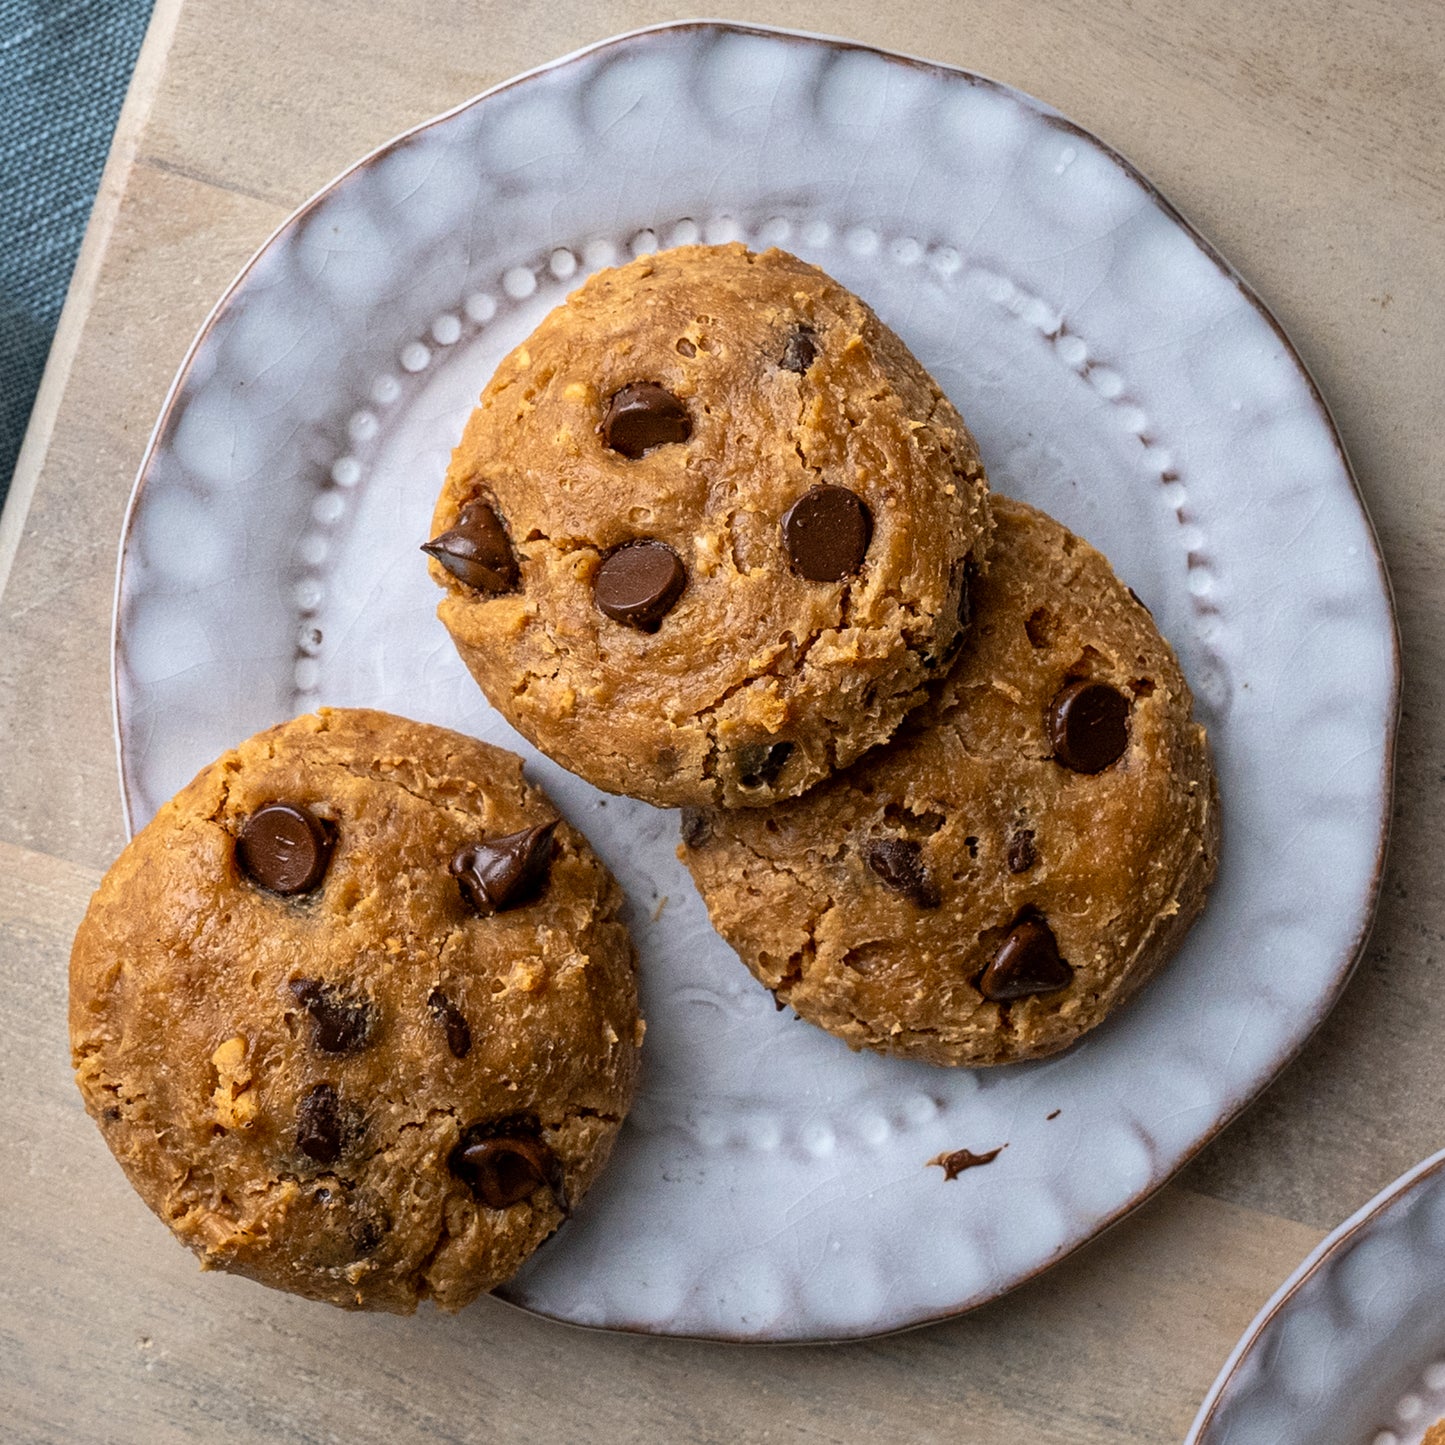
113,22,1397,1339
1191,1150,1445,1445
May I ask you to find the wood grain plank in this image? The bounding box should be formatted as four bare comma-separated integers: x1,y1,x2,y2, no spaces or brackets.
0,165,288,871
0,0,186,600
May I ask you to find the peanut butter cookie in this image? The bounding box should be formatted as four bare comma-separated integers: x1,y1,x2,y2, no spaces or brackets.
425,243,991,807
70,709,641,1311
680,498,1218,1065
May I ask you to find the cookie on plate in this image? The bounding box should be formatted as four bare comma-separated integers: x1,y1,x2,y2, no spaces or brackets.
425,242,991,808
70,708,641,1312
679,497,1219,1066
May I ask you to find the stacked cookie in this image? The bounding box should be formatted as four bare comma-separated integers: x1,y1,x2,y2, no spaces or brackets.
70,242,1217,1316
425,243,1219,1067
425,244,991,807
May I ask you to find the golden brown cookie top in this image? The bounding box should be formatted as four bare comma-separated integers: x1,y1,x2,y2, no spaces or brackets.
70,709,640,1312
428,243,991,807
681,497,1218,1066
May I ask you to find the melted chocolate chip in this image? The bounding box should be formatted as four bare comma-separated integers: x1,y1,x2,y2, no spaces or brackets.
863,837,941,909
779,325,818,373
449,1125,567,1213
1006,828,1037,875
450,820,557,915
736,741,794,789
237,804,333,896
348,1213,388,1258
296,1083,344,1164
427,988,472,1059
781,485,872,582
421,498,519,594
1048,679,1131,773
679,807,713,849
599,382,691,458
289,979,372,1054
930,1145,1005,1179
957,555,979,633
593,540,687,630
926,558,977,671
978,914,1073,1001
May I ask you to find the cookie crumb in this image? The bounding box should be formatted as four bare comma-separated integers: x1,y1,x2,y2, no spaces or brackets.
929,1146,1005,1180
210,1036,257,1130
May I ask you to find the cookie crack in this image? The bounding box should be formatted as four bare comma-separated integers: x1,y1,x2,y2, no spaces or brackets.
326,759,494,824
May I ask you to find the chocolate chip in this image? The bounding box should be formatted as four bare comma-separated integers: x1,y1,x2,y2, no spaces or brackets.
956,555,978,634
289,979,372,1053
237,804,333,896
779,325,818,373
978,914,1073,1001
449,1126,567,1213
593,540,687,630
450,820,557,916
348,1213,388,1258
1048,679,1130,773
863,837,941,909
421,498,519,594
1127,585,1153,617
427,988,472,1059
736,741,793,789
679,807,713,848
296,1083,344,1164
926,558,976,670
1007,828,1037,874
599,382,691,458
781,485,872,581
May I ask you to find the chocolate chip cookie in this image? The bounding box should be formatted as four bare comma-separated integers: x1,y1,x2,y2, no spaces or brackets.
679,498,1219,1066
426,243,991,808
70,709,641,1312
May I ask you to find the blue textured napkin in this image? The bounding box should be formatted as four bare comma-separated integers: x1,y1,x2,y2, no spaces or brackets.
1,0,154,504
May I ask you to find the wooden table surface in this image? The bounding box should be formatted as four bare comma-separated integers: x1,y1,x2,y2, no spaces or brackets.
2,1,1440,1440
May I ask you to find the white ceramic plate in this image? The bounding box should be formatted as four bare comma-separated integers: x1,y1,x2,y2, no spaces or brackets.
113,21,1398,1340
1191,1149,1445,1445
